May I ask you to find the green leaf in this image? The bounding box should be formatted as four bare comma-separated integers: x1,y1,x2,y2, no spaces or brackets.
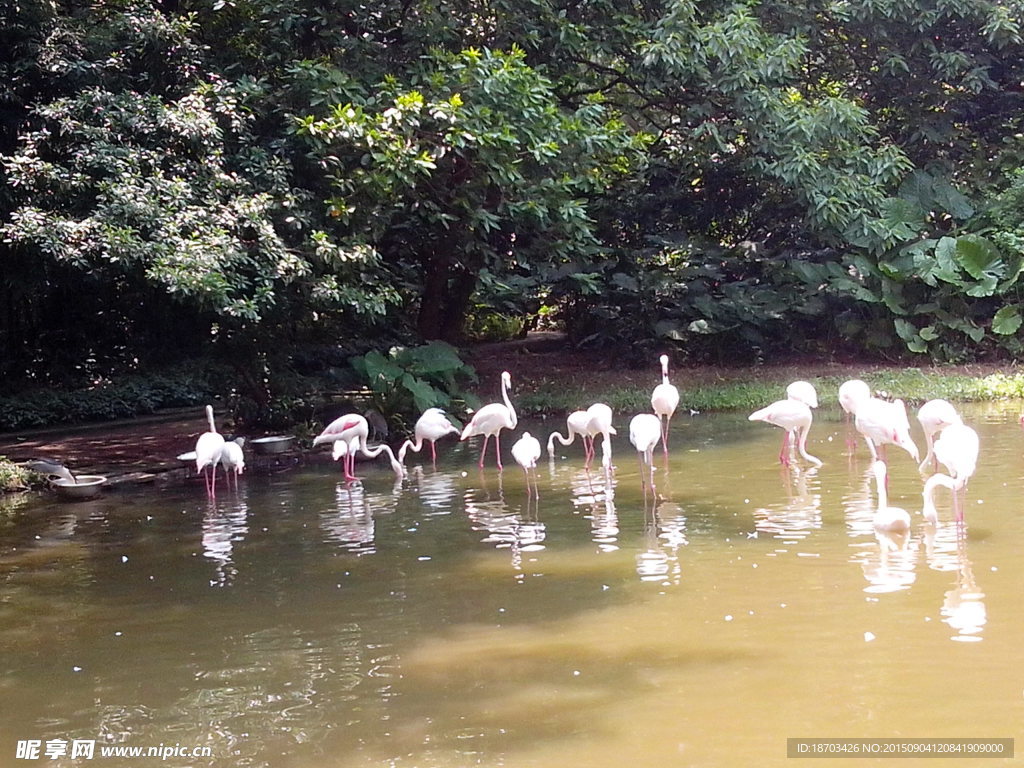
992,305,1023,335
955,235,1003,281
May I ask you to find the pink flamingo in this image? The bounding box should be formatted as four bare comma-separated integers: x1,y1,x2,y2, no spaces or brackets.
313,413,403,481
511,431,542,497
854,397,919,464
748,399,822,467
398,408,460,467
917,399,962,473
460,371,517,470
629,413,662,491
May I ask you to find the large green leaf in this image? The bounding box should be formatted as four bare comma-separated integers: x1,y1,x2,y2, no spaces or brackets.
992,305,1022,335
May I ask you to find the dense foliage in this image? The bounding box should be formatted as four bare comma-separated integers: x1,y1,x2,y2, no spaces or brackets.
3,0,1024,424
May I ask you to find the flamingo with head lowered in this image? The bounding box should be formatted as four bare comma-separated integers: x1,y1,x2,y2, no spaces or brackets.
922,421,979,524
651,354,679,455
398,408,460,467
547,410,592,461
854,397,920,465
748,399,822,467
313,413,404,482
460,371,517,470
917,399,963,474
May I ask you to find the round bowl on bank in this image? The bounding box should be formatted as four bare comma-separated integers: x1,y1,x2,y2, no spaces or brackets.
51,475,108,500
251,436,295,455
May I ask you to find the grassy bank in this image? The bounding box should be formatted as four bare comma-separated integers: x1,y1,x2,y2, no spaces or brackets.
515,366,1024,416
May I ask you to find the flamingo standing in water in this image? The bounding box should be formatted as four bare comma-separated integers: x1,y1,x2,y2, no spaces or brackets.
195,405,226,497
547,410,592,461
511,431,542,497
870,460,911,533
630,413,662,491
221,437,245,490
398,408,460,467
313,413,404,481
460,371,517,470
651,354,679,455
917,399,962,473
838,379,872,450
585,403,616,470
748,399,822,467
923,421,979,523
854,397,920,464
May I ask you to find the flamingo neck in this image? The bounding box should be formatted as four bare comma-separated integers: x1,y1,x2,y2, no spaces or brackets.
502,376,517,428
206,405,217,433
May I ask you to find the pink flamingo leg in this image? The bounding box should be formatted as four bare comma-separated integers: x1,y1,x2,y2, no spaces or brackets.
495,433,503,471
478,435,490,469
778,432,791,466
430,440,437,466
661,420,669,456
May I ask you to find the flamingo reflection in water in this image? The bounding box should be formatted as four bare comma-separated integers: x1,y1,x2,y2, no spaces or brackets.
923,523,986,641
201,498,249,586
751,464,822,541
636,499,688,585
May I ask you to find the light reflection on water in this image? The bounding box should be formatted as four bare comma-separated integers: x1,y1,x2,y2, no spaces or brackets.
1,401,1022,766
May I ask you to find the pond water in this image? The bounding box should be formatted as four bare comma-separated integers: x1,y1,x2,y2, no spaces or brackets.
1,401,1022,767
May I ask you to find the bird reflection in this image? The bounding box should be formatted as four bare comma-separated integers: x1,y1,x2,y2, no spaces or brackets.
751,464,822,540
319,483,376,555
464,476,545,570
408,466,457,516
636,500,688,584
201,497,249,586
923,522,986,641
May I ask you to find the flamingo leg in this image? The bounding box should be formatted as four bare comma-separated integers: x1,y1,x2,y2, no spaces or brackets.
495,433,503,471
661,418,670,455
479,435,490,469
430,440,437,466
779,432,791,466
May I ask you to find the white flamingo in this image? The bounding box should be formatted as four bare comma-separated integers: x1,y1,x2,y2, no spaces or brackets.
511,432,542,497
651,354,680,455
546,410,592,460
629,413,662,491
313,413,403,481
854,397,920,464
460,371,517,470
195,405,226,497
917,399,962,473
585,402,616,470
838,379,872,450
748,399,822,467
221,437,245,490
398,408,460,466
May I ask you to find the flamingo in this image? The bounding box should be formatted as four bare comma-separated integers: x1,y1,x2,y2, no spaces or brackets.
929,421,979,521
221,437,245,490
786,380,818,408
838,379,872,450
313,413,404,481
748,399,822,467
917,399,963,473
195,405,226,497
547,410,592,460
398,408,460,466
460,371,517,470
854,397,920,464
585,403,616,470
629,413,662,490
651,354,680,455
22,459,76,484
870,460,911,532
511,432,542,497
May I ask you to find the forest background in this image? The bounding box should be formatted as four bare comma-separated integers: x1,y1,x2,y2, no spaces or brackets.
4,0,1024,431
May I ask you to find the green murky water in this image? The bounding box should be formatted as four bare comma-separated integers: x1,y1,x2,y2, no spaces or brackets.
1,401,1021,766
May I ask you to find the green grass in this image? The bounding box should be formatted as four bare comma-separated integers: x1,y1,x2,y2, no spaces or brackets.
517,367,1024,416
